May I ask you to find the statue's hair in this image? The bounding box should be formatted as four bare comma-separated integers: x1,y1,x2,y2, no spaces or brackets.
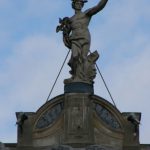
71,0,88,3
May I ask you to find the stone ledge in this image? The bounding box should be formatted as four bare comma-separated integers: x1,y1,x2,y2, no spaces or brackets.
140,144,150,150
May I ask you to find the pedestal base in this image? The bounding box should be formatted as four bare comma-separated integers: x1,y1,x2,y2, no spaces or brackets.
64,82,94,94
63,93,94,147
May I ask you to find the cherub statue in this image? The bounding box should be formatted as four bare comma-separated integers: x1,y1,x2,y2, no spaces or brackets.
57,0,108,84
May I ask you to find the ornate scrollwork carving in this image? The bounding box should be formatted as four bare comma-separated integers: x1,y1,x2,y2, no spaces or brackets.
95,103,121,130
36,102,64,129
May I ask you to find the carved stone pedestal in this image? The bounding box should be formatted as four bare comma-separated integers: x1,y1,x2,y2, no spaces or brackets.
63,93,94,147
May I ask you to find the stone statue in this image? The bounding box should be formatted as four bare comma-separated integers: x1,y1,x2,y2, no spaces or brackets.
57,0,108,84
16,112,28,133
127,113,140,136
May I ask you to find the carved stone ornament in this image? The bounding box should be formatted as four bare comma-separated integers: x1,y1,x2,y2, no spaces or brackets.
35,102,64,129
95,103,121,130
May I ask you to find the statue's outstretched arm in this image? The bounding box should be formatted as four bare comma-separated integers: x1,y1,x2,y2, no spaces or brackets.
86,0,108,16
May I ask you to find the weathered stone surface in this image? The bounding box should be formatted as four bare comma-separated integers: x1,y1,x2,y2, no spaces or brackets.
86,145,115,150
5,94,143,150
16,112,35,147
122,112,141,147
32,95,65,147
0,142,6,150
0,142,17,150
63,93,94,146
140,144,150,150
13,93,139,150
57,0,108,84
94,103,121,130
35,102,63,129
92,96,124,150
64,82,94,94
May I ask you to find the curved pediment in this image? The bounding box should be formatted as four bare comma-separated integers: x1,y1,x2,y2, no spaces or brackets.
31,94,125,148
33,94,124,133
32,95,64,141
92,95,124,131
91,95,124,149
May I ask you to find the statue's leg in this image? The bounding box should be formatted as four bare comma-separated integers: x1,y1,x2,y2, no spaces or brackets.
72,42,80,58
82,43,90,59
70,43,80,78
82,43,90,77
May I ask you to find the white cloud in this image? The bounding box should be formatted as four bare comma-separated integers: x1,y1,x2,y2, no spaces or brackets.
3,34,68,107
0,34,70,142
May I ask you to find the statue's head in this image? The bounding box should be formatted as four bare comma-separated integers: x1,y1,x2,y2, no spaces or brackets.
72,0,88,10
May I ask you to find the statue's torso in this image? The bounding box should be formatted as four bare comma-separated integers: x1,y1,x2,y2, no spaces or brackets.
70,12,91,41
70,12,90,29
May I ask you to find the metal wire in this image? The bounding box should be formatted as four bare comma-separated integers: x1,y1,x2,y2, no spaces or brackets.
95,63,117,108
46,49,117,108
46,50,70,102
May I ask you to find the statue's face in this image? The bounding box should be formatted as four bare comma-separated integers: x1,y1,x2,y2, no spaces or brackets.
72,1,84,10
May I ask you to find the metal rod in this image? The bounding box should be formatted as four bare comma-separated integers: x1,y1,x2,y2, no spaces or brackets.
96,64,117,108
46,50,70,102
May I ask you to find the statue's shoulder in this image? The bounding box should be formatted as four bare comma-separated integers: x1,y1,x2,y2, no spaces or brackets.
84,8,91,14
70,15,74,20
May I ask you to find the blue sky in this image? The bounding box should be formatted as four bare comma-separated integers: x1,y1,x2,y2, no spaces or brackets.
0,0,150,144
